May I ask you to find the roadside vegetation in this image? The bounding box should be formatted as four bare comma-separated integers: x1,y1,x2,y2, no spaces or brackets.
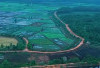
54,6,100,65
0,55,99,68
57,6,100,50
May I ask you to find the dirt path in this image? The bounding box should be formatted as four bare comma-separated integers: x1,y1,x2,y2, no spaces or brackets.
54,11,84,51
23,37,29,52
0,11,84,54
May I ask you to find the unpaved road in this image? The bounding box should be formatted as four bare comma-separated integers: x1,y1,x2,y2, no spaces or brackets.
0,11,84,54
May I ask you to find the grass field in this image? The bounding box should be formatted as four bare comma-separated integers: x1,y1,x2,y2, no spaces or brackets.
0,37,18,46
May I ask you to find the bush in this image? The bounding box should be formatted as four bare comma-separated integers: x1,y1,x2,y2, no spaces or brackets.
67,57,80,63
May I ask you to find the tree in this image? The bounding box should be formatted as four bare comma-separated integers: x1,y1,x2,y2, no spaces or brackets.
0,60,13,68
67,57,80,63
48,59,64,65
82,55,99,65
29,60,36,66
0,44,4,48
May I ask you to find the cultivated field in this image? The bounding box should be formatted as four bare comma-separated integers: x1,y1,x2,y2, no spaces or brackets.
0,2,81,52
0,37,18,46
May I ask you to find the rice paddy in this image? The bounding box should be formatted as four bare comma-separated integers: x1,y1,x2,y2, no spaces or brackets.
0,2,80,51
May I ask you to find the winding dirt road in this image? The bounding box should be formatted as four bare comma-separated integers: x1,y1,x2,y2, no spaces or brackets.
0,11,84,54
54,11,84,51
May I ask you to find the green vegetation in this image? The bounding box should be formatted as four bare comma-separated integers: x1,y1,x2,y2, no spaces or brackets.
0,60,36,68
0,55,99,68
48,55,100,65
0,37,18,46
0,1,100,67
0,60,13,68
82,55,100,64
48,59,64,65
67,57,80,63
57,6,100,48
29,39,54,45
0,2,78,52
42,33,66,38
0,35,25,51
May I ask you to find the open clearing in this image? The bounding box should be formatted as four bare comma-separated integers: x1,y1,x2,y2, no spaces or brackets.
0,37,18,46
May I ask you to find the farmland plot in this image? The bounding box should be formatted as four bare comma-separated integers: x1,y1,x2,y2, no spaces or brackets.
0,2,81,51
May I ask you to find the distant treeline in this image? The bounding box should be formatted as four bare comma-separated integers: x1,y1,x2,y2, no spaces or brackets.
57,6,100,14
57,6,100,47
0,0,100,5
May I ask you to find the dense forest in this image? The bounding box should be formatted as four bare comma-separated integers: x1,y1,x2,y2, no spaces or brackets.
57,6,100,48
0,55,100,68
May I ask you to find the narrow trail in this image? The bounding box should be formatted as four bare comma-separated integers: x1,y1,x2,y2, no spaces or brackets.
0,11,84,54
23,37,29,52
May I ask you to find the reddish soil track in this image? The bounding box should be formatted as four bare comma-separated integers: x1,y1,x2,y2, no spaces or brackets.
54,11,84,51
0,11,84,54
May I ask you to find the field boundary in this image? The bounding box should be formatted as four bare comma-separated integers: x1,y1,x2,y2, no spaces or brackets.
0,11,84,54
